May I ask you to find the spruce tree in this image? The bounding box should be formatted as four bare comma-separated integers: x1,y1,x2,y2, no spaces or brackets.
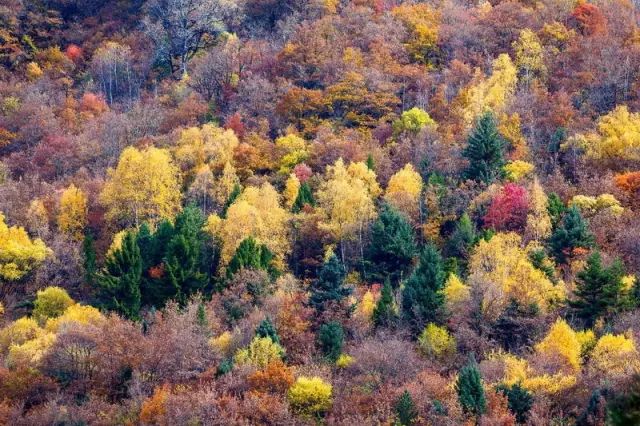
570,251,625,327
546,192,565,227
227,236,274,277
366,153,375,171
444,213,476,267
497,382,533,424
317,321,344,362
462,111,506,184
549,205,594,263
256,317,280,344
373,278,396,327
456,355,486,417
292,182,315,213
97,232,142,320
221,183,242,218
365,204,417,286
309,254,352,317
395,390,418,426
402,243,446,334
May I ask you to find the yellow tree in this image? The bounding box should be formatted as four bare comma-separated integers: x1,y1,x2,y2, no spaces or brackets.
213,161,240,207
317,158,378,261
468,233,564,319
583,105,640,160
589,333,639,377
211,182,290,269
525,178,552,241
283,174,301,210
513,29,546,83
174,123,239,173
26,198,49,238
57,184,88,240
0,213,51,284
101,146,182,227
535,318,581,373
384,163,423,219
275,134,309,174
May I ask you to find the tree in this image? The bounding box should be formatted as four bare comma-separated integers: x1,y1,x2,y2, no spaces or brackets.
549,205,594,264
402,243,446,334
570,252,625,327
582,105,640,161
97,232,142,321
0,212,50,284
462,112,507,184
395,390,418,426
384,164,424,218
317,321,344,362
535,319,581,372
365,205,417,286
456,355,487,417
483,183,529,232
525,179,552,241
393,107,436,135
309,255,352,318
288,376,333,418
142,0,238,75
512,29,546,83
227,237,274,278
608,375,640,425
417,323,456,360
497,382,533,424
256,317,280,344
235,336,284,369
445,213,476,267
90,41,139,104
292,182,315,213
373,278,396,327
57,184,88,240
101,147,182,227
32,286,74,323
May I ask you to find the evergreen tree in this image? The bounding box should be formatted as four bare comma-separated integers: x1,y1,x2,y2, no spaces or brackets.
549,205,594,264
82,233,97,285
221,183,242,218
97,232,142,320
227,236,274,277
456,355,486,417
196,301,208,330
317,321,344,362
444,213,476,268
292,182,315,213
608,375,640,425
365,204,417,286
402,243,446,334
309,254,352,316
395,390,418,426
373,278,396,327
570,251,625,327
462,112,506,184
366,153,375,171
546,192,565,227
497,382,534,424
256,317,280,344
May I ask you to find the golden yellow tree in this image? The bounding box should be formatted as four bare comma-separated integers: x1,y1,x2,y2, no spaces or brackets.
213,161,240,207
468,233,564,319
513,29,546,83
0,213,51,283
58,184,88,240
275,134,309,174
583,105,640,160
525,178,552,241
589,333,639,377
535,318,581,373
283,174,301,210
101,146,182,227
384,163,423,218
174,123,239,173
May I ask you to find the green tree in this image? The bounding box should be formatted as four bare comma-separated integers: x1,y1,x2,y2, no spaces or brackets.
546,192,565,227
221,183,241,218
570,252,625,327
227,236,274,278
309,255,352,317
462,112,506,184
292,182,315,213
365,204,417,286
444,213,476,268
456,355,486,417
317,321,344,362
497,382,533,424
256,317,280,344
549,205,594,263
373,278,396,327
402,243,446,334
395,390,418,426
97,232,142,320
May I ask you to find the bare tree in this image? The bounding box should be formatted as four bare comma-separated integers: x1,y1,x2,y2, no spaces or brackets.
142,0,239,76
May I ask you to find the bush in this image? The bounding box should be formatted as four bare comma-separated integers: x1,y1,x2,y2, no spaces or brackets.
418,323,456,360
32,286,74,323
287,376,333,417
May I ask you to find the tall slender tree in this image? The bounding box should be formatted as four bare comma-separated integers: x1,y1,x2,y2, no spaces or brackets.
462,111,506,184
549,205,594,263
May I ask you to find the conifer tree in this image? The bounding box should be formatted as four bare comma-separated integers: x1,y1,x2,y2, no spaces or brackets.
373,278,396,327
402,243,446,334
97,232,142,320
309,254,352,317
570,251,625,327
462,112,506,184
549,205,594,263
366,204,417,285
292,182,315,213
227,236,275,278
366,153,375,171
256,317,280,344
395,390,418,426
318,321,344,362
546,192,565,227
456,355,486,417
445,213,476,267
497,382,533,423
221,183,242,218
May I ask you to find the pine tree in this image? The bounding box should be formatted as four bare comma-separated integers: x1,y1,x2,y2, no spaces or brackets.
82,233,97,285
227,236,274,277
456,355,486,417
97,232,142,320
444,213,476,268
373,278,396,327
292,182,315,213
317,321,344,362
196,301,209,331
497,382,533,424
462,111,506,184
549,205,594,263
365,204,417,286
402,243,446,334
256,317,280,344
221,183,242,218
395,390,418,426
546,192,565,227
570,251,625,327
366,153,375,171
309,254,352,317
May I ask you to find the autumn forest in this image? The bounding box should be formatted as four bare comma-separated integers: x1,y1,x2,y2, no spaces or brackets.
1,0,640,424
